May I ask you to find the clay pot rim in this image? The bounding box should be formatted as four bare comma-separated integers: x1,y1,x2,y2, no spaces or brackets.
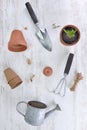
9,79,23,89
8,76,23,89
60,24,80,46
43,66,53,77
8,75,20,83
8,44,27,52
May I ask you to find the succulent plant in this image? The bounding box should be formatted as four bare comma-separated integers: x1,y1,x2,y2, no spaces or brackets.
63,29,77,38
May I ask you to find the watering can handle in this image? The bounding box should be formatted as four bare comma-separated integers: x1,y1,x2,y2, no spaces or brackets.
25,2,38,24
64,53,74,75
16,101,27,117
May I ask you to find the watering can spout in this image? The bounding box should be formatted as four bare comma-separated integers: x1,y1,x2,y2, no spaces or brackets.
45,104,61,118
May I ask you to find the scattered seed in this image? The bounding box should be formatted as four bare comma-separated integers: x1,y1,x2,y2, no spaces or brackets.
52,23,60,29
27,58,31,65
30,74,35,82
24,27,28,30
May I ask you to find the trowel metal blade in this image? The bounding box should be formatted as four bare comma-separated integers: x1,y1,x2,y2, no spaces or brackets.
36,29,52,51
56,104,61,111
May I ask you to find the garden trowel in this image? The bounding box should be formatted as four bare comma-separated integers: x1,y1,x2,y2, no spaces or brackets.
25,2,52,51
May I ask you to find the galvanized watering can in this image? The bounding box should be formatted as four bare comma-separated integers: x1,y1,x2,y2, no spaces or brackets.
16,100,61,126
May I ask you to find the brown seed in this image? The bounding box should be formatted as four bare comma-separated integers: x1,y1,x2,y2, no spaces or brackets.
24,27,28,30
43,66,53,76
52,23,60,29
26,58,31,65
30,74,35,82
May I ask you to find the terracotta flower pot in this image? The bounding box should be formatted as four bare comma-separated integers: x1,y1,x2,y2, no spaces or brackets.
60,25,80,46
43,66,53,76
4,68,23,89
8,30,27,52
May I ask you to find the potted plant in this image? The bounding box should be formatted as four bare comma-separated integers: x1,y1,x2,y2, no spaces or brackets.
60,25,80,46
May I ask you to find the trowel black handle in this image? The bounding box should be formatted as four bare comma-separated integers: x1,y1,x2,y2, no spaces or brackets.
25,2,38,24
64,53,74,75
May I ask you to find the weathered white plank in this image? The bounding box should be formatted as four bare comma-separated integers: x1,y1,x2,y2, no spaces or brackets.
0,0,87,130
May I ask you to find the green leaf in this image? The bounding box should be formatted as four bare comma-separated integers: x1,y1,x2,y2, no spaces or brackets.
63,28,77,38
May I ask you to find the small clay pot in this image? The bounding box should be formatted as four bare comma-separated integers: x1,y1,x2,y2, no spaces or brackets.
60,25,80,46
4,68,22,89
43,66,53,77
8,30,27,52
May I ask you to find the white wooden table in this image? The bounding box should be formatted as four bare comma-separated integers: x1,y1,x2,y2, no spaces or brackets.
0,0,86,130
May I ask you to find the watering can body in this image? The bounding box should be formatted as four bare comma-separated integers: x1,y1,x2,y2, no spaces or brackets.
16,101,61,126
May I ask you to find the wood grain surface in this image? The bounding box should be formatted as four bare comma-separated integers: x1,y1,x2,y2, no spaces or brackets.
0,0,86,130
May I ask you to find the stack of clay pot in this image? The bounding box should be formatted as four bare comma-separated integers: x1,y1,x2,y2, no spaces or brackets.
4,68,23,89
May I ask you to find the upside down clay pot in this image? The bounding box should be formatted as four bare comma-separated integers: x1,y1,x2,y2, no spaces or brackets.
43,66,53,76
8,30,27,52
4,68,23,89
60,25,80,46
